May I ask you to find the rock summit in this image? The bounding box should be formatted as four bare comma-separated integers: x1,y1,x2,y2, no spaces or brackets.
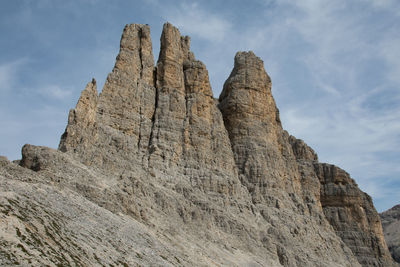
0,23,397,267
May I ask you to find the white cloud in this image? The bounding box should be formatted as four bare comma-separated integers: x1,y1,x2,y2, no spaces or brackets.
161,2,232,43
152,2,400,210
0,104,68,160
0,59,27,93
38,85,73,100
380,36,400,84
363,0,400,13
261,1,400,205
133,0,400,210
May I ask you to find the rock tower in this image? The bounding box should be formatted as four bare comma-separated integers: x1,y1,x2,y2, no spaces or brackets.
0,23,396,266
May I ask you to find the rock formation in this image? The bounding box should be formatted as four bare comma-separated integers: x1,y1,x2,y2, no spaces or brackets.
380,204,400,263
0,23,397,266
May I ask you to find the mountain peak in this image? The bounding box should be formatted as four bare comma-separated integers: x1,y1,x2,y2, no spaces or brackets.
1,23,397,267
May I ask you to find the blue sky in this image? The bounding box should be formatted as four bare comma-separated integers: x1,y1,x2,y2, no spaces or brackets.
0,0,399,212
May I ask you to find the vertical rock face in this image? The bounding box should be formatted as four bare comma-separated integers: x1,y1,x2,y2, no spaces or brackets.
218,52,361,266
59,24,156,167
290,132,396,266
380,205,400,263
149,23,239,193
219,52,300,204
100,24,155,131
153,25,224,164
59,23,239,194
59,79,98,155
315,163,395,266
287,123,396,266
96,24,156,166
4,23,397,266
289,136,323,213
287,136,396,267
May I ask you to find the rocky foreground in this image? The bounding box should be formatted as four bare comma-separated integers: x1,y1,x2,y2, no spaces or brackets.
0,23,397,266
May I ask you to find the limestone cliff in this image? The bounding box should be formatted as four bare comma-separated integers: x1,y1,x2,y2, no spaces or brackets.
0,23,397,267
380,205,400,263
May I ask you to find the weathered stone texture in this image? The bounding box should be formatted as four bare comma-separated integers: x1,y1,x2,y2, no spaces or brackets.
380,205,400,263
219,51,360,266
1,23,396,267
58,78,98,155
219,51,303,199
287,126,396,267
314,163,396,266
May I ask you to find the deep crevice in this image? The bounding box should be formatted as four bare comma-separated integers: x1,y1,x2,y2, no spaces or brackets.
182,67,190,157
138,27,144,80
137,105,143,150
147,67,159,160
137,28,145,151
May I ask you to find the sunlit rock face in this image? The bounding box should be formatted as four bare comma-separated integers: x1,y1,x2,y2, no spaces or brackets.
0,23,396,267
380,204,400,263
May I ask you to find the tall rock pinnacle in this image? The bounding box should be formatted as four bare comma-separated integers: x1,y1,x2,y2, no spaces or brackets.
219,51,300,203
219,51,280,128
59,78,98,154
60,24,157,167
148,22,240,194
58,23,240,194
97,24,156,156
2,23,396,267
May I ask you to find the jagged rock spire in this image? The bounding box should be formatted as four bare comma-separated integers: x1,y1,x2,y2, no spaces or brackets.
148,23,239,193
50,23,397,267
219,51,280,127
156,22,192,89
114,23,154,85
58,23,240,194
59,78,98,153
219,51,298,203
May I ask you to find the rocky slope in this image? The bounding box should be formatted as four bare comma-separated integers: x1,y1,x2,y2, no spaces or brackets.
0,23,397,266
380,205,400,263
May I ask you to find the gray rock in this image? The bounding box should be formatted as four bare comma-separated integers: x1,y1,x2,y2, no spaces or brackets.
314,163,396,266
0,23,396,267
380,205,400,263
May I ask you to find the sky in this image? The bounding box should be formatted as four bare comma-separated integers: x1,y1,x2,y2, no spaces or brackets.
0,0,399,212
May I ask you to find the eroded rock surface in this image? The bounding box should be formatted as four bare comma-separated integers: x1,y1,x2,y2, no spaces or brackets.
380,205,400,263
315,163,395,266
289,134,396,266
1,23,397,267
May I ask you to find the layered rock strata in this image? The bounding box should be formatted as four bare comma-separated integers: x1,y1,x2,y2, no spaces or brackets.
380,205,400,263
290,138,395,266
1,23,397,266
315,164,393,266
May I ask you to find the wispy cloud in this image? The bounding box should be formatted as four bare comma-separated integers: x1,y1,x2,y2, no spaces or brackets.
247,0,400,210
144,2,400,210
38,85,73,100
0,59,28,93
160,2,232,43
380,36,400,84
0,104,67,160
363,0,400,14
